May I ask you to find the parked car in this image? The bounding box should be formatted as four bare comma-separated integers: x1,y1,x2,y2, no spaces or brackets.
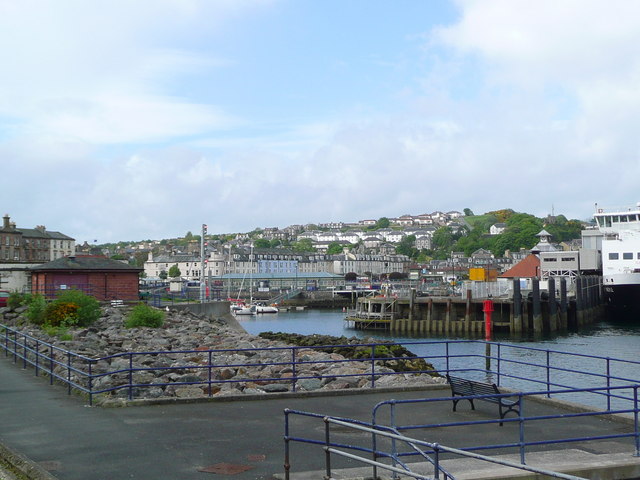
0,290,9,308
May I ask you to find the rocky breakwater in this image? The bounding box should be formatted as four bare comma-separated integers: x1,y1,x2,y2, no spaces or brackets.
0,306,445,404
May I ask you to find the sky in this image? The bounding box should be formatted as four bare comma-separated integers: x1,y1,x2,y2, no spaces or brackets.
2,0,640,244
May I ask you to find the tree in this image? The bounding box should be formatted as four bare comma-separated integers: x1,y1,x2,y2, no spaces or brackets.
375,217,390,229
396,235,417,257
464,208,474,216
326,242,344,255
432,227,454,252
491,213,543,256
168,264,181,278
253,238,271,249
159,270,167,280
292,238,316,252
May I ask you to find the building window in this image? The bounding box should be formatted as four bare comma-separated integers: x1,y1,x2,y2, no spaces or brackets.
609,253,619,260
623,252,633,260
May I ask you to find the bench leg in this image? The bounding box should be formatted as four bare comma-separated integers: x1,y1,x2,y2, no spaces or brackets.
452,397,475,412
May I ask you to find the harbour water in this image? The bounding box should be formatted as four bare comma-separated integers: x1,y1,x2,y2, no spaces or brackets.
237,308,640,361
237,309,640,408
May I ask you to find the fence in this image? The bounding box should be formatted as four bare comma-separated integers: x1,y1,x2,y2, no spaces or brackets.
1,324,639,411
284,405,613,480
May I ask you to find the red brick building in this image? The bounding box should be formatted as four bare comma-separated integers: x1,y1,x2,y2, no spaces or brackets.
31,255,142,302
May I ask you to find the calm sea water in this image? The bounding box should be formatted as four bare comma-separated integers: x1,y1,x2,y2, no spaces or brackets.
237,309,640,408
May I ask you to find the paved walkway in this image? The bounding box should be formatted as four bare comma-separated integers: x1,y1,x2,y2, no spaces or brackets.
1,354,639,480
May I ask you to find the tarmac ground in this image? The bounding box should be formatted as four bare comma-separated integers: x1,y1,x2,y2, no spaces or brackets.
1,354,639,480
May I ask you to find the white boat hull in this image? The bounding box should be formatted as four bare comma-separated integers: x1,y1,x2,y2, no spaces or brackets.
255,305,279,314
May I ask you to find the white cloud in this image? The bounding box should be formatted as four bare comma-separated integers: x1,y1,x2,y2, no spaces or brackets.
0,0,265,146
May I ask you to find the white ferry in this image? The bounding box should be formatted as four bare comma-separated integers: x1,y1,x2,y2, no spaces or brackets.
594,203,640,313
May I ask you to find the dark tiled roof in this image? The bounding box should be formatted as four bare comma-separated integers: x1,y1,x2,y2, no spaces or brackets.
47,231,74,240
17,228,49,238
31,255,142,272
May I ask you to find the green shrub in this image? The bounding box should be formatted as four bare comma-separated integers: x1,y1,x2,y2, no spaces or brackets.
25,294,47,325
125,303,165,328
44,301,79,327
52,289,101,327
7,291,25,310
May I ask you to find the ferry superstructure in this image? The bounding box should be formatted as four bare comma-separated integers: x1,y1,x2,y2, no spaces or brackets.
593,203,640,313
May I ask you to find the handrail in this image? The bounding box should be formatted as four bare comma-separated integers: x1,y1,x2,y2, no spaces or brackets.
326,417,588,480
284,409,594,480
2,323,640,411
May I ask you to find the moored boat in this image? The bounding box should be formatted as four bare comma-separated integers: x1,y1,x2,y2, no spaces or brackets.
254,303,279,314
594,202,640,314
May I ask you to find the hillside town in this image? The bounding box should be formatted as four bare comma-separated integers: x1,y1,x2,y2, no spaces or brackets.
0,209,592,299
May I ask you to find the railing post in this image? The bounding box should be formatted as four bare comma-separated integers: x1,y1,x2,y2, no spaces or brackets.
370,344,376,388
67,351,72,395
546,350,551,398
208,351,213,397
291,348,297,393
519,393,526,464
324,417,332,479
391,402,398,479
88,360,93,407
445,342,450,375
433,443,440,480
50,347,54,385
606,358,611,412
284,409,291,480
496,343,501,385
23,333,27,369
128,353,134,400
35,340,39,376
634,386,639,457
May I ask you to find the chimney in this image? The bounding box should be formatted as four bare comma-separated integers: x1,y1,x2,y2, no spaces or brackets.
36,225,46,233
3,214,10,229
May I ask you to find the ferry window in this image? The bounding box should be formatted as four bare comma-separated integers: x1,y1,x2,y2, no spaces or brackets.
621,215,628,222
605,216,612,227
613,216,620,223
609,253,619,260
623,252,633,260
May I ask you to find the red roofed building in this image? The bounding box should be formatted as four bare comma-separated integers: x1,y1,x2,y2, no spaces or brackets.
30,255,142,302
499,254,541,279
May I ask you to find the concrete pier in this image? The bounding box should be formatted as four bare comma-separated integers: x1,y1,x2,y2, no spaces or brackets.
346,276,604,336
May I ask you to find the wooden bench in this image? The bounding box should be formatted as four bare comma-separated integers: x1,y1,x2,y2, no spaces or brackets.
446,374,520,426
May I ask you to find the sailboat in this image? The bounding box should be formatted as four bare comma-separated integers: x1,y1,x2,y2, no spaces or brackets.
232,244,256,315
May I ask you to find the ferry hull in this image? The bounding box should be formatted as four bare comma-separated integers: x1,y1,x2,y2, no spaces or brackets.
603,283,640,316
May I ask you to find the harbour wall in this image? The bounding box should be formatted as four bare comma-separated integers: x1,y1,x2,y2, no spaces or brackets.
346,276,604,336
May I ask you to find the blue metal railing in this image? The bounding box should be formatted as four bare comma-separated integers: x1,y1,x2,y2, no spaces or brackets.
284,385,639,479
1,324,639,411
284,405,616,480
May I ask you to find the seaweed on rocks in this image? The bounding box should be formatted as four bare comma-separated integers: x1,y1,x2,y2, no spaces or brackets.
258,332,439,375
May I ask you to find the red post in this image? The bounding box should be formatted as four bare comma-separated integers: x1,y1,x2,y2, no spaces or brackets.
483,299,494,341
